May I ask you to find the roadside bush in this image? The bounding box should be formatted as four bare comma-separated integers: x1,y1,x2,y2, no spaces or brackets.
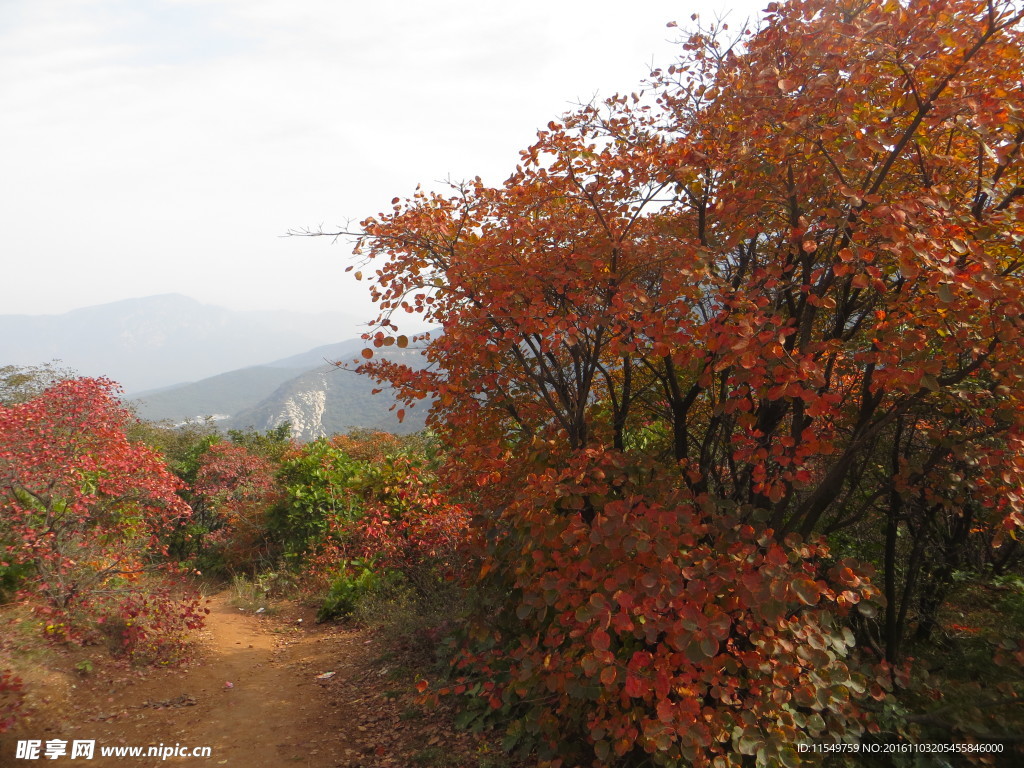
269,438,366,567
191,442,280,574
0,378,204,654
317,560,381,622
352,568,468,658
0,561,31,604
94,587,208,665
437,486,886,766
345,456,471,588
272,432,471,596
0,668,24,733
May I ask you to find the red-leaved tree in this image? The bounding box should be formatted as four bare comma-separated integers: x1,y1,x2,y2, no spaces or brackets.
192,442,279,572
0,378,202,653
309,0,1024,762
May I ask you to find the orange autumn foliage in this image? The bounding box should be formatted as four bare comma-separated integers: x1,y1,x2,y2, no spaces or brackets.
321,0,1024,763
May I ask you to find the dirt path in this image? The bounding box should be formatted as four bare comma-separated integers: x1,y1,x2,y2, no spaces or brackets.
3,594,480,767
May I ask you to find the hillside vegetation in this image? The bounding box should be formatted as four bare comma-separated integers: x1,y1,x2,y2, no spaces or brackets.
4,1,1024,766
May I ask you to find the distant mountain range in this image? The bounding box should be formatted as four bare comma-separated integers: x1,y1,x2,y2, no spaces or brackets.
1,294,431,439
0,294,364,392
129,338,430,439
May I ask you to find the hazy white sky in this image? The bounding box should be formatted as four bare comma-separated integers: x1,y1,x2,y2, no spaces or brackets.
1,0,765,319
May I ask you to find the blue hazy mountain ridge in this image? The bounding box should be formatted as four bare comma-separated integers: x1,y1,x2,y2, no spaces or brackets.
132,343,430,439
0,294,362,392
127,365,311,422
221,348,429,439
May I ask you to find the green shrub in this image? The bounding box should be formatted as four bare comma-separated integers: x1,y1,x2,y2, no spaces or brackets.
0,560,31,603
352,568,466,657
317,560,379,622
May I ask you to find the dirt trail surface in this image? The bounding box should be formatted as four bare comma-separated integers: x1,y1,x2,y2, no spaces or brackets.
2,594,481,768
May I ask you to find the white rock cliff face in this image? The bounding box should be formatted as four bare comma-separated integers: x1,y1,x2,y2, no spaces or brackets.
275,374,329,439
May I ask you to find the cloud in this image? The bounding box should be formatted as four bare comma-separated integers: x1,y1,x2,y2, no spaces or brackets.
0,0,765,318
